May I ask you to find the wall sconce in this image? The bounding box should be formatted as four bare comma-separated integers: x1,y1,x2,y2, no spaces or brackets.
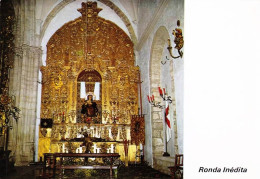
147,87,172,109
162,20,184,65
147,95,164,109
158,87,172,103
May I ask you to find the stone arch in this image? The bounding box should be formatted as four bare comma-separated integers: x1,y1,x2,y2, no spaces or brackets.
150,26,178,157
40,0,74,43
40,0,137,46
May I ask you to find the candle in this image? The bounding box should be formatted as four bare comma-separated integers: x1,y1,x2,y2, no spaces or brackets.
158,87,161,95
160,87,164,96
147,95,150,102
168,39,171,47
93,144,97,153
79,147,82,153
111,144,114,153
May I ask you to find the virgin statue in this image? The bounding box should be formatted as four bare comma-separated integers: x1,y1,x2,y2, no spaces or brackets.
81,95,98,117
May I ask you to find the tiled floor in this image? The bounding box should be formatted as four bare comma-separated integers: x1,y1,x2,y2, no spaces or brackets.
1,164,171,179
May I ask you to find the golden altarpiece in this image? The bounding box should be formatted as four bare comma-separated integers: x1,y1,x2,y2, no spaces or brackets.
38,2,145,163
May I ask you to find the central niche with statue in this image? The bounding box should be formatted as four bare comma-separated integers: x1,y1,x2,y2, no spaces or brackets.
77,70,102,124
38,1,145,164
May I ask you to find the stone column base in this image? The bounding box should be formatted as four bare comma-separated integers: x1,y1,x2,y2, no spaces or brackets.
153,156,175,175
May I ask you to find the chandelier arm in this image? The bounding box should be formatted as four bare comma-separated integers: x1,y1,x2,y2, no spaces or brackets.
167,47,181,59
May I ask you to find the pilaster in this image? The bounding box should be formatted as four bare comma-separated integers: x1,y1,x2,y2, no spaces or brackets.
8,0,42,166
9,45,42,165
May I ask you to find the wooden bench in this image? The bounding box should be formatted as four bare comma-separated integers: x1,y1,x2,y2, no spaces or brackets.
168,154,183,179
52,153,120,178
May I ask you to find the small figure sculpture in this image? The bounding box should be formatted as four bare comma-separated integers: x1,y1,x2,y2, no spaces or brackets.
81,133,93,164
81,133,93,153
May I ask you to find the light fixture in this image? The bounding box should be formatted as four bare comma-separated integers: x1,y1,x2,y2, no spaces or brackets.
147,94,164,109
162,20,184,64
147,86,172,109
158,87,173,103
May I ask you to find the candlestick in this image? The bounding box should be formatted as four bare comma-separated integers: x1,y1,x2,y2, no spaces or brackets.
147,94,164,109
159,86,172,104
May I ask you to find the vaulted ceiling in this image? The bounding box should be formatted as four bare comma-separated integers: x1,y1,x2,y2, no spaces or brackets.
36,0,141,30
118,0,139,24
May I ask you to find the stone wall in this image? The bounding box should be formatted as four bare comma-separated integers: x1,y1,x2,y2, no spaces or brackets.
154,156,175,175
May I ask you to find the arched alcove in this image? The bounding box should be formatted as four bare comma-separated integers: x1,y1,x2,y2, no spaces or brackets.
150,26,177,158
76,70,102,123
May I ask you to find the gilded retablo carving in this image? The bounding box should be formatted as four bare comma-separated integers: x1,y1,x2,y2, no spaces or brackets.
38,2,143,162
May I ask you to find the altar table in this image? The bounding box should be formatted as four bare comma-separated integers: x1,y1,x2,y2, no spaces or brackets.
52,153,120,177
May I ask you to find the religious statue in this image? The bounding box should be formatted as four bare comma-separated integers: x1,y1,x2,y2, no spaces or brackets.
81,95,98,117
81,133,93,153
81,133,93,164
